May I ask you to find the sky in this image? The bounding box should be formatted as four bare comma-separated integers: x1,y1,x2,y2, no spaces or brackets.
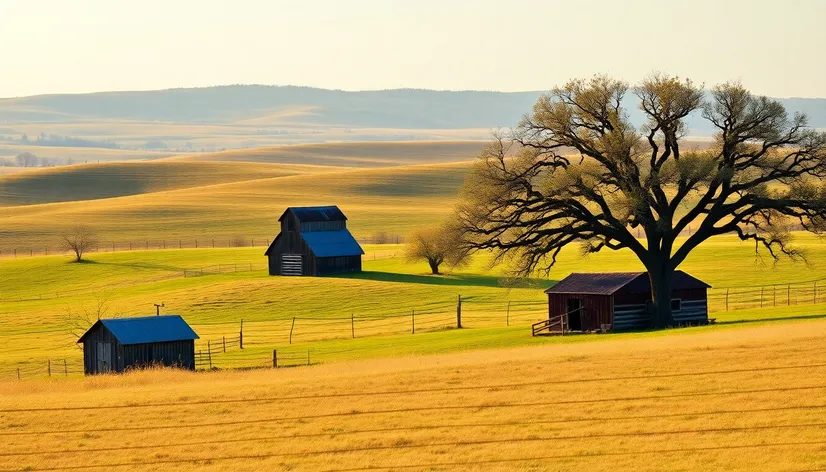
1,0,825,98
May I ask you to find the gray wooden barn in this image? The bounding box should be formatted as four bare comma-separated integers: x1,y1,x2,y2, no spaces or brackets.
77,315,199,374
265,205,364,276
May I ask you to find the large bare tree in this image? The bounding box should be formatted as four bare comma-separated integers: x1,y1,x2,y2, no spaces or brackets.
458,74,826,328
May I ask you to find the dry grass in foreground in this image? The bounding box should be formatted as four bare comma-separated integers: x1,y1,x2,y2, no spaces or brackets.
2,321,826,471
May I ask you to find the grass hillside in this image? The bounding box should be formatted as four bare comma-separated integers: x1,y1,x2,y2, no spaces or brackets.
161,140,487,167
0,161,334,206
3,233,826,375
0,161,472,248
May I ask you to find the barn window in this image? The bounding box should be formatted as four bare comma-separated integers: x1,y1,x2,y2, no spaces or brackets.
671,299,682,312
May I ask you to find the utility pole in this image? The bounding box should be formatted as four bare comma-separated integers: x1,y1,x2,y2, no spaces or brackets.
154,303,165,316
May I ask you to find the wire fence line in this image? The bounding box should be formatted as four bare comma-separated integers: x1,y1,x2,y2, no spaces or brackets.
0,235,404,260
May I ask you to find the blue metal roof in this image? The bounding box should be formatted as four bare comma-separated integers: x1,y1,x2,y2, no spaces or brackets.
302,230,364,257
280,206,347,223
79,315,199,345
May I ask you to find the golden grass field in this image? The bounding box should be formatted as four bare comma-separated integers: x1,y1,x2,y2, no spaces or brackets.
2,321,826,471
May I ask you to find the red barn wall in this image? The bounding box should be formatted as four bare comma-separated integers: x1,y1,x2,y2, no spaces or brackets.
548,293,613,332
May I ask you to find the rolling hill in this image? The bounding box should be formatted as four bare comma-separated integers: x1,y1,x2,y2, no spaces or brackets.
0,160,472,248
160,140,487,166
0,161,333,206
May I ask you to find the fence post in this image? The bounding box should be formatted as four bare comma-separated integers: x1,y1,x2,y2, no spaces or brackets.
788,284,791,306
457,295,462,329
64,359,67,376
412,309,415,334
273,350,277,368
506,301,511,326
112,242,115,252
179,240,182,249
212,239,215,248
307,349,310,366
351,313,355,339
129,242,132,250
725,289,729,311
239,319,244,349
17,368,20,380
48,359,51,377
195,240,198,249
290,317,296,344
814,281,818,305
208,341,213,369
223,336,226,353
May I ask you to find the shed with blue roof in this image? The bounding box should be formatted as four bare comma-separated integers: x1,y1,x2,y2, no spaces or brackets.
77,315,199,374
265,205,364,276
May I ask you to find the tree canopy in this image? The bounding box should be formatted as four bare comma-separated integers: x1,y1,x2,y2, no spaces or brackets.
458,74,826,328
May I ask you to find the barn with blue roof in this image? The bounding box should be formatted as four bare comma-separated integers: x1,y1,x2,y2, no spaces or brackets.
265,205,364,276
78,315,199,374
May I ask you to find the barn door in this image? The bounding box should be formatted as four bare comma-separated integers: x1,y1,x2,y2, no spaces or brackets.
281,254,303,276
96,342,112,373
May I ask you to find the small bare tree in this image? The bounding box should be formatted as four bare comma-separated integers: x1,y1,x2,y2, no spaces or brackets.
61,225,98,262
406,224,468,274
64,292,118,350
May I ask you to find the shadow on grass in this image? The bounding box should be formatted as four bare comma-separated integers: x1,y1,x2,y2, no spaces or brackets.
716,313,826,325
334,270,555,289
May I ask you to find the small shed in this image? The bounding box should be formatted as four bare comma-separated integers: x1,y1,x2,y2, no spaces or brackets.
77,315,199,374
264,205,364,276
544,271,711,331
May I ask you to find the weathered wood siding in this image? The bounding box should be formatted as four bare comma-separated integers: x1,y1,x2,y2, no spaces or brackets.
548,293,613,331
122,340,195,370
300,220,346,232
613,288,709,330
317,256,362,275
81,323,121,374
267,225,318,276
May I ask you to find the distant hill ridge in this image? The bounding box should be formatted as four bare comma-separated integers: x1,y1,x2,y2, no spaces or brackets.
1,85,824,134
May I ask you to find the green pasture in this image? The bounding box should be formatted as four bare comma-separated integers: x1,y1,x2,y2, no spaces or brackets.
2,233,826,377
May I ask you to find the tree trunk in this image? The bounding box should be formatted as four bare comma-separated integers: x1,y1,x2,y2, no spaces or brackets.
428,259,440,275
648,263,674,328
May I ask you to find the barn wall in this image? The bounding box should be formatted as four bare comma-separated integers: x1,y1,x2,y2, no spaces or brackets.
317,255,361,275
548,293,612,331
267,227,318,276
613,287,709,330
81,324,122,374
300,220,346,232
122,340,195,370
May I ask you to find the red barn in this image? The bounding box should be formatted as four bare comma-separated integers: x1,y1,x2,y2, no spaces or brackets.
544,271,710,332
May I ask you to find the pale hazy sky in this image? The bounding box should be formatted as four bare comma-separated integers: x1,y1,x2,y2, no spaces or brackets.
1,0,824,98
